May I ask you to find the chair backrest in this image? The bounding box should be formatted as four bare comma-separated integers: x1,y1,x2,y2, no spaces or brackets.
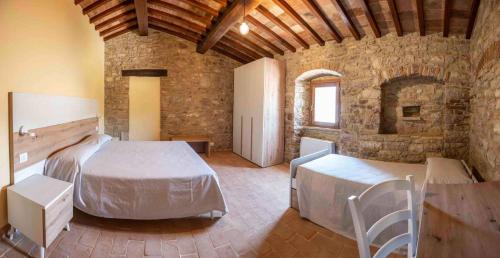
348,175,417,258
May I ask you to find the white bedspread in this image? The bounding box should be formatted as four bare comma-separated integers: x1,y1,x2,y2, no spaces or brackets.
296,154,426,246
46,139,227,219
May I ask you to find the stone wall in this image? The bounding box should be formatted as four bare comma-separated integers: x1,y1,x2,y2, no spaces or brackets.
104,30,240,150
469,0,500,180
276,33,471,163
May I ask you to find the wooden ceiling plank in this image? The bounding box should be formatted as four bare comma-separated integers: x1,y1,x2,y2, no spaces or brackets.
134,0,148,36
256,5,309,49
221,37,262,59
95,9,136,31
83,0,114,15
226,30,273,57
357,0,381,38
178,0,219,16
443,0,451,37
330,0,360,40
149,0,213,25
100,18,137,36
414,0,425,36
213,46,250,63
387,0,403,36
89,1,133,24
248,30,285,55
149,8,206,33
301,0,342,43
246,15,296,52
465,0,480,39
150,16,203,35
217,41,255,62
272,0,325,46
104,24,138,41
150,22,201,42
197,0,264,54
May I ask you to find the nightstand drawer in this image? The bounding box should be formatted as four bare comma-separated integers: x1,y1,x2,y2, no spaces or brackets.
44,188,73,246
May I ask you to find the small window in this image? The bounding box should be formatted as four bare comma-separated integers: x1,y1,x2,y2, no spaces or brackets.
311,79,341,128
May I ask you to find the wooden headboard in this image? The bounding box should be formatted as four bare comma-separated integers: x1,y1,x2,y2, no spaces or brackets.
8,92,99,184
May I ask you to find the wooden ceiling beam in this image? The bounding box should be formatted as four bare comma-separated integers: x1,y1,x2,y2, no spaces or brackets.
149,0,212,25
226,30,273,58
330,0,360,40
357,0,380,38
149,8,206,33
272,0,325,46
134,0,148,36
248,30,284,55
246,15,295,52
217,41,255,62
197,0,264,54
178,0,219,16
256,5,309,49
414,0,425,36
75,0,85,5
103,24,138,41
89,1,133,24
443,0,451,37
95,9,136,31
83,0,114,15
100,17,137,36
300,0,342,43
149,21,202,42
465,0,480,39
387,0,402,36
220,37,262,59
213,46,250,63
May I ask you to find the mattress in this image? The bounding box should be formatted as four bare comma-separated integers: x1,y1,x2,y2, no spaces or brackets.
296,154,427,246
46,137,227,219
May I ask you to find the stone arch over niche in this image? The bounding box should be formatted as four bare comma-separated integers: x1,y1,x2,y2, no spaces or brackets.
288,69,343,158
379,75,445,135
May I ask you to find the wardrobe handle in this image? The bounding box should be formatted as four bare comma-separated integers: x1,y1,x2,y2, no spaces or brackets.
240,116,243,155
250,116,253,161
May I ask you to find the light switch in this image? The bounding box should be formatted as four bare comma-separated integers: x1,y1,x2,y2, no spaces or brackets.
19,152,28,163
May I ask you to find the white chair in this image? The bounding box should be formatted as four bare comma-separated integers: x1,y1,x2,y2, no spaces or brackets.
348,175,417,258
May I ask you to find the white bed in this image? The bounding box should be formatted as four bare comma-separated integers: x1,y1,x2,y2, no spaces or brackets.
290,152,473,247
45,135,228,220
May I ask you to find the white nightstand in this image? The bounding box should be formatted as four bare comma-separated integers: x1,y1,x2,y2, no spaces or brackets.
7,174,73,258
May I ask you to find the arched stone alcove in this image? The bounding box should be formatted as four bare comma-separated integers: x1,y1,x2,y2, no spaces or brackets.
379,76,445,135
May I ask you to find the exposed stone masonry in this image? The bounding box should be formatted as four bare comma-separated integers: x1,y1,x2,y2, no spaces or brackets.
104,30,240,150
469,0,500,180
276,33,471,164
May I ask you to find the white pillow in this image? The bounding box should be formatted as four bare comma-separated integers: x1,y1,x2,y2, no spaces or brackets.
426,157,473,184
97,134,112,145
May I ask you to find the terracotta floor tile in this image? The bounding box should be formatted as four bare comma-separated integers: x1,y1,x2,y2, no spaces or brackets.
125,240,144,257
214,244,238,258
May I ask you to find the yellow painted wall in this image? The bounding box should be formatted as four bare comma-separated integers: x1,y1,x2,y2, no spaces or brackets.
0,0,104,227
129,77,161,141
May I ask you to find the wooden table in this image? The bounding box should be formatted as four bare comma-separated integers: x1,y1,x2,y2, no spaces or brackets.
417,181,500,258
170,135,211,157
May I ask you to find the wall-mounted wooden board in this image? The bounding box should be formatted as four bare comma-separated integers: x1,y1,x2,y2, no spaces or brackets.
121,69,168,77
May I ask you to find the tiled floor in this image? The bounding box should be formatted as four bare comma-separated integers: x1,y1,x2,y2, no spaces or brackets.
0,152,398,258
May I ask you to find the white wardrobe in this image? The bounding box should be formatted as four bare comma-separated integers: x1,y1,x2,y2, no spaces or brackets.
233,57,285,167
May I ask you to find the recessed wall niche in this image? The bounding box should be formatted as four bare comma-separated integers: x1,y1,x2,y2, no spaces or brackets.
379,76,444,135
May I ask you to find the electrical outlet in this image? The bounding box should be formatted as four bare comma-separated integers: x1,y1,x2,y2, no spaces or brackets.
19,152,28,163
